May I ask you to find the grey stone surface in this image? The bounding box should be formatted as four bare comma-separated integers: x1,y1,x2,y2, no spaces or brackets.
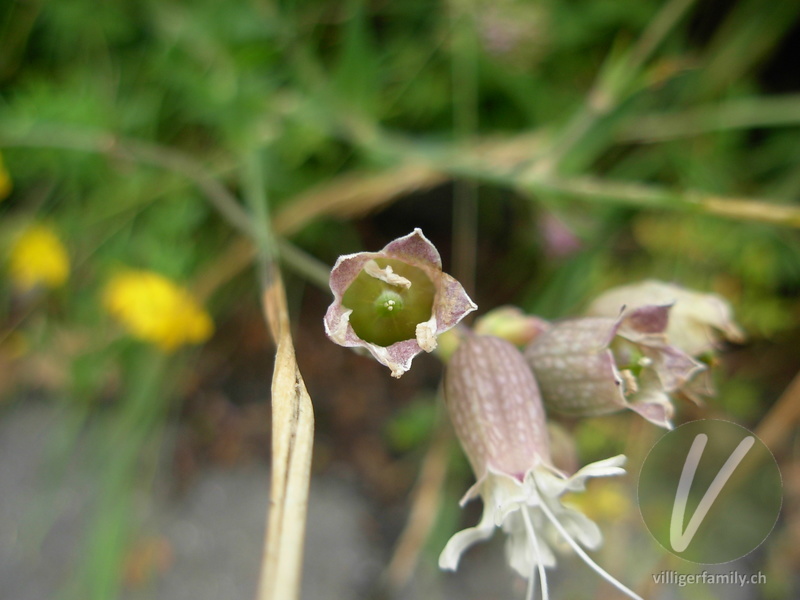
0,403,94,600
0,402,382,600
0,402,786,600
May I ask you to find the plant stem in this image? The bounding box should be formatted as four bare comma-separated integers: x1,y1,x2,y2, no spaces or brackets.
619,95,800,142
241,150,315,600
386,420,452,588
0,123,255,238
627,0,697,73
755,370,800,453
450,0,478,301
5,122,800,241
276,238,332,291
534,0,698,175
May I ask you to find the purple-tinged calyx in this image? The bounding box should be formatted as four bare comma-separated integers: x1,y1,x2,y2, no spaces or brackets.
525,305,705,429
444,334,551,485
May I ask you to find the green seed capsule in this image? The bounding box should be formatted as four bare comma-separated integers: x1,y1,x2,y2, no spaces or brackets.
374,290,405,316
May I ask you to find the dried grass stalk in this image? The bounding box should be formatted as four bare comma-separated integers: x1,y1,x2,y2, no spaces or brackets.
257,269,315,600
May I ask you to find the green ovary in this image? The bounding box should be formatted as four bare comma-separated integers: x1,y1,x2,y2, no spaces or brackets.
342,258,436,347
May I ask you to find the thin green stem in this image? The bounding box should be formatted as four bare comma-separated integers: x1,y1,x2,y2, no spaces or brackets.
536,0,697,175
525,176,800,227
242,150,285,300
626,0,697,73
68,350,172,600
619,94,800,142
277,238,332,291
424,144,800,228
449,0,479,300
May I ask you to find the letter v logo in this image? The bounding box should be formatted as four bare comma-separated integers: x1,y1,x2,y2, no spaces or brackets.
669,433,755,553
639,420,781,563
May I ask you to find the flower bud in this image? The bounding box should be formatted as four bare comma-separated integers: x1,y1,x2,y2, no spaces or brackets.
324,229,476,377
473,305,550,347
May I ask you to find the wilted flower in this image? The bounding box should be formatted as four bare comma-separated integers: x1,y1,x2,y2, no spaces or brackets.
440,335,642,600
324,228,476,378
586,279,744,357
0,152,11,200
103,270,213,352
8,224,70,291
525,306,704,429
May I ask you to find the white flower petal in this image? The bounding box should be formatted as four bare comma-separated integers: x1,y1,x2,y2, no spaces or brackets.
503,509,557,577
547,503,603,550
439,503,496,571
587,279,744,356
324,306,353,345
532,455,626,498
415,316,438,352
570,454,627,481
363,259,412,288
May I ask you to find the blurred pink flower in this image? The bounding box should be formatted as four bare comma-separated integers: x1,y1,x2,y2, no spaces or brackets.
538,211,582,259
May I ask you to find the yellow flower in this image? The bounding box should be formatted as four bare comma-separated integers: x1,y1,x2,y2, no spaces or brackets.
8,224,70,291
0,153,11,200
563,479,632,522
103,270,213,352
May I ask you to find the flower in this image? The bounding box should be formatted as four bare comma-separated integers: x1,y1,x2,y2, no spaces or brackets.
440,334,642,600
0,153,11,201
538,211,582,259
103,270,213,352
8,224,70,291
525,306,705,429
585,279,744,357
324,228,476,378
